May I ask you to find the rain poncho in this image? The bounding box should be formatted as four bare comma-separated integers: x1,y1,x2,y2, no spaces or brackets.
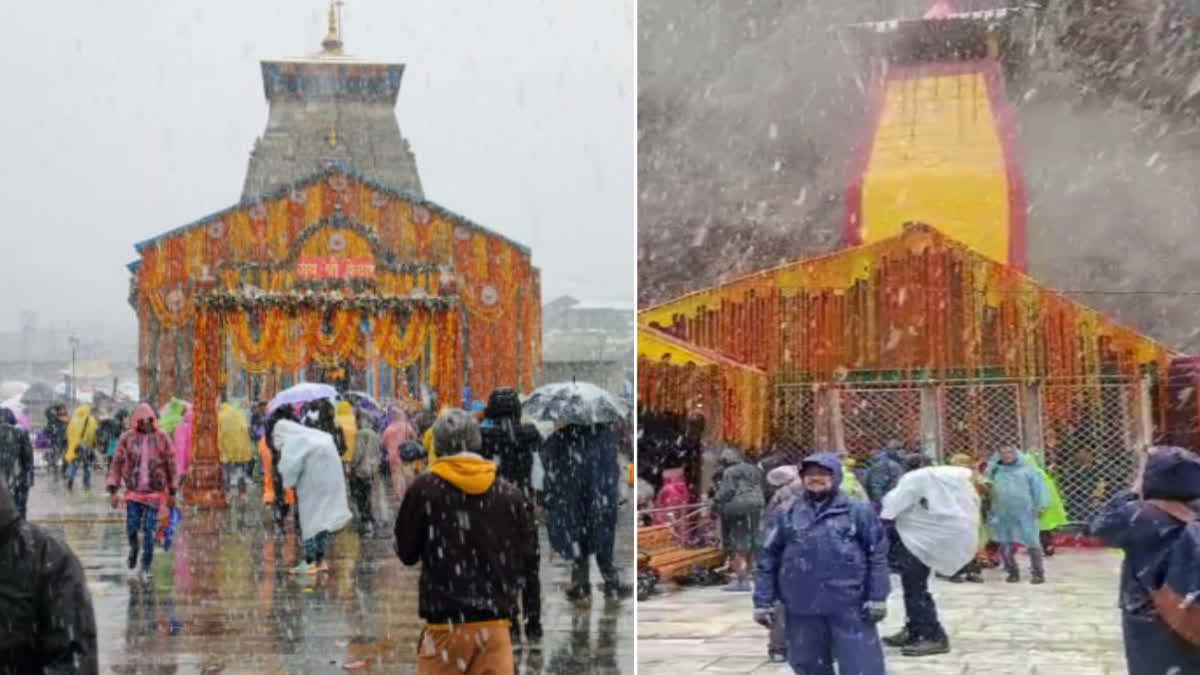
841,458,867,501
217,403,253,464
158,398,188,435
986,453,1050,547
335,400,357,463
880,465,981,576
273,420,352,540
541,425,620,561
64,405,97,464
1027,451,1069,531
1090,447,1200,675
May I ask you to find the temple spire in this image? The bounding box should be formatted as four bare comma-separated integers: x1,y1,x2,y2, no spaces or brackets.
321,1,345,54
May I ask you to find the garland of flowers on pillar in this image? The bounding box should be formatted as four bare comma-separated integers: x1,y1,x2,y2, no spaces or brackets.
192,309,221,472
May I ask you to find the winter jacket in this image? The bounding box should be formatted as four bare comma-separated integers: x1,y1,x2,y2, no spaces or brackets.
349,427,382,480
479,387,542,501
0,481,97,674
713,452,765,518
986,453,1050,547
755,452,890,617
43,407,67,452
541,425,621,560
0,413,32,500
865,446,905,505
1090,446,1200,675
217,403,254,464
106,404,178,506
394,452,534,625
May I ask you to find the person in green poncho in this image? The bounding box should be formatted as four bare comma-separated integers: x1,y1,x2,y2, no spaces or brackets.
840,453,868,501
1026,450,1068,556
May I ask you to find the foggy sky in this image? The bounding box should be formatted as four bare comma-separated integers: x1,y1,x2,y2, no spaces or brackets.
0,0,635,335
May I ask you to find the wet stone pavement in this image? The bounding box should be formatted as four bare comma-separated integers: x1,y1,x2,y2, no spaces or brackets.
638,549,1126,674
27,472,634,674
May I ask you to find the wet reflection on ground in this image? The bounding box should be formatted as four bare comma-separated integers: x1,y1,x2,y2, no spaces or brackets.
29,476,634,673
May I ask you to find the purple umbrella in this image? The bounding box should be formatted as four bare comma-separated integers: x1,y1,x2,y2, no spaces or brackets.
267,382,338,414
1,401,31,431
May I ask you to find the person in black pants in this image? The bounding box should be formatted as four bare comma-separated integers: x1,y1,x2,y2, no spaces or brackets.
479,387,544,646
883,531,951,656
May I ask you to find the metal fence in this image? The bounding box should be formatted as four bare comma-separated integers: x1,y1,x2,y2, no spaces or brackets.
768,377,1151,524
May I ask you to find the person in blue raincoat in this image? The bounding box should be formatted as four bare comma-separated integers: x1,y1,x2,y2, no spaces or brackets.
986,447,1051,584
865,441,906,509
541,423,632,601
1090,446,1200,675
753,452,890,675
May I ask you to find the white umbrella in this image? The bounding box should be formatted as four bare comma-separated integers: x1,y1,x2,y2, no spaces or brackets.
267,382,339,414
0,381,29,400
523,381,628,425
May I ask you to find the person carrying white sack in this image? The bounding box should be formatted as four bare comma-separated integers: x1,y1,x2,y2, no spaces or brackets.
879,460,981,658
273,418,354,576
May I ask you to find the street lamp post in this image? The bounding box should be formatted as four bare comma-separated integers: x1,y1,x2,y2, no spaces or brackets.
68,336,79,407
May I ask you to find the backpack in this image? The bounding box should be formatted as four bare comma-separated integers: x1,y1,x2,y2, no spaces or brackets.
1143,499,1200,646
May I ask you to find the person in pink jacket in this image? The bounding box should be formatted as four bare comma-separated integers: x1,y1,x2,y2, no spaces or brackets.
653,467,694,542
106,403,178,581
381,405,418,502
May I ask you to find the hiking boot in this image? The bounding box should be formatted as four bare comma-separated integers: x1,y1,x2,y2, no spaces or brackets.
882,627,916,648
1005,570,1020,583
964,571,984,583
947,573,965,583
1030,572,1045,585
127,552,138,570
901,637,951,657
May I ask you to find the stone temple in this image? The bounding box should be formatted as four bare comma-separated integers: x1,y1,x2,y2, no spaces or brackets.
241,5,423,199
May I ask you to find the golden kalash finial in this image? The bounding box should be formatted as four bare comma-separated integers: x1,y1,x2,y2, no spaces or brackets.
321,0,345,54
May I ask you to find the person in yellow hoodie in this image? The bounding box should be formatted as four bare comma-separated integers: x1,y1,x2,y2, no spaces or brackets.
334,400,357,464
65,404,98,491
218,402,255,502
394,409,536,673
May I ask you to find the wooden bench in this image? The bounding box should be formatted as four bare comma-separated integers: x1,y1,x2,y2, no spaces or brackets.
637,523,724,581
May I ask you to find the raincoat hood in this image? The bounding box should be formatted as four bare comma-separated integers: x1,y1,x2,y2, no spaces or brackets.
130,403,157,431
766,464,800,488
335,400,354,417
799,452,844,489
1141,446,1200,502
430,454,496,495
719,447,743,467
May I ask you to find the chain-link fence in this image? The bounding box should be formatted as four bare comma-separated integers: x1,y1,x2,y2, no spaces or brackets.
762,377,1149,525
1041,380,1144,524
839,385,922,460
941,383,1023,460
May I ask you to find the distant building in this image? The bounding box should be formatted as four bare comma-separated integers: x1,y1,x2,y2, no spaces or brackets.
542,296,633,397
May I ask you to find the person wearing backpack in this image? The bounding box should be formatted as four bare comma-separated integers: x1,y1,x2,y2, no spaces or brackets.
712,448,765,592
1090,445,1200,675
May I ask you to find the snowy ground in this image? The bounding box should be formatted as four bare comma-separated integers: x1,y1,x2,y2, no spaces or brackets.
27,471,634,674
638,549,1126,674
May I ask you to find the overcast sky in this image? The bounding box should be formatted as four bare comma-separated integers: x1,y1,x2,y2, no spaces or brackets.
0,0,635,336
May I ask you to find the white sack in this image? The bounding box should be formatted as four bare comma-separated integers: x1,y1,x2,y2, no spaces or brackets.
274,419,353,540
880,465,980,576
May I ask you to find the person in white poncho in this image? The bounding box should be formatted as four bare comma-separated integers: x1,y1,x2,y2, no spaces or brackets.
879,458,980,658
273,417,353,576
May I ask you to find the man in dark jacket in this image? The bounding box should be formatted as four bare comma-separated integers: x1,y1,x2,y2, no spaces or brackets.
0,479,98,674
542,423,633,602
44,404,69,479
479,387,543,644
865,441,906,508
753,452,889,675
0,408,33,520
395,409,535,673
1090,446,1200,675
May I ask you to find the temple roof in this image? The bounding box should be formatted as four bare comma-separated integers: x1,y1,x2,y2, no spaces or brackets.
131,165,531,257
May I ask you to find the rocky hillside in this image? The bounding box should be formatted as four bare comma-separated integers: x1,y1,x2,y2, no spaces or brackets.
638,0,1200,350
